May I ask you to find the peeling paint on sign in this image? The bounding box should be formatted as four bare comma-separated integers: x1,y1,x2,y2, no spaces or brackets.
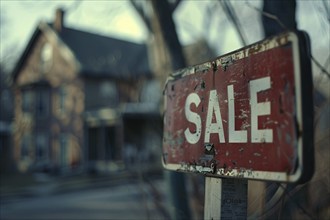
162,31,314,183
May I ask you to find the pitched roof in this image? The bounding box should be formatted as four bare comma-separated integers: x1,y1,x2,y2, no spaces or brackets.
58,26,151,78
12,22,152,82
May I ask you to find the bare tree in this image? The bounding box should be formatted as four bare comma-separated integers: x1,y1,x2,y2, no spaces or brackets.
130,1,191,219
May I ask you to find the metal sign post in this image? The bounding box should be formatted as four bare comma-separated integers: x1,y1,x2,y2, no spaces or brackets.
162,31,313,219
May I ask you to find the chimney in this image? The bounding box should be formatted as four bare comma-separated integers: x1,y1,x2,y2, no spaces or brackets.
54,8,64,32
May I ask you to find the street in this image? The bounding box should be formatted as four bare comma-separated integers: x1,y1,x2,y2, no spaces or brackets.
1,178,169,220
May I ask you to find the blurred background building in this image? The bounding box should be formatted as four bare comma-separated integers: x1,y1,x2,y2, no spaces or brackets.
10,9,162,175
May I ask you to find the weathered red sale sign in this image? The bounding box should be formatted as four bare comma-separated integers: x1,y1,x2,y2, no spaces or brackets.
162,31,313,183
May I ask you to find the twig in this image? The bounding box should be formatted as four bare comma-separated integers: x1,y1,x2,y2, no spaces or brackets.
245,1,330,79
278,184,316,220
312,55,330,78
244,1,287,30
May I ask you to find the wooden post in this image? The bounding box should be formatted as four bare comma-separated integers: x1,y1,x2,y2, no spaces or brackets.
204,177,248,220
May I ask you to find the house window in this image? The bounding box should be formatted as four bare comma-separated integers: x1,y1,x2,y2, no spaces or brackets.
22,90,35,113
106,126,119,160
100,81,118,105
36,133,48,161
1,89,13,116
88,128,98,161
36,90,49,118
140,80,161,103
59,86,66,113
60,134,68,166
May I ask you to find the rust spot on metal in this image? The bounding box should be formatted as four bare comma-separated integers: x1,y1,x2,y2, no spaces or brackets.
275,33,290,46
171,84,175,91
211,61,217,72
179,163,215,174
246,33,291,57
247,43,263,56
220,56,233,71
279,93,284,114
194,80,206,91
201,80,206,89
254,153,261,157
193,83,198,91
204,143,215,155
210,162,216,174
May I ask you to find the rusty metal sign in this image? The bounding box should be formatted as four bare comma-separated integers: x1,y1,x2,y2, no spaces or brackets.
162,31,313,183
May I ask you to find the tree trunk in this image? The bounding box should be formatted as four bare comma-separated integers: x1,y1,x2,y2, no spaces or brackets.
262,0,296,37
150,1,191,220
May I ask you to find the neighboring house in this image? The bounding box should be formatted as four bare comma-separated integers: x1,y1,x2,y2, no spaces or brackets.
11,9,161,174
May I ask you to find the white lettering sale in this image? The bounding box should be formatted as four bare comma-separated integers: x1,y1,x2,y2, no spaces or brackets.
184,76,273,144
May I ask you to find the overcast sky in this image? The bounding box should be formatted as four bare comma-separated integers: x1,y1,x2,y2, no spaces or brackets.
0,0,262,67
0,0,329,86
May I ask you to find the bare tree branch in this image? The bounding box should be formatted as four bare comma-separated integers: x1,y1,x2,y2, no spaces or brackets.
130,0,152,32
150,1,189,219
219,0,247,46
245,1,287,31
151,0,186,70
130,0,181,32
322,0,330,22
312,55,330,78
246,1,330,78
169,0,182,13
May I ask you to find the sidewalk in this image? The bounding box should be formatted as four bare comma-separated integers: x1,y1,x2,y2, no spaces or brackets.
0,171,141,201
1,172,169,220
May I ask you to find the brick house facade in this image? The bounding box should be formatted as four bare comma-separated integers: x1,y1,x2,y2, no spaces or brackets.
12,9,161,174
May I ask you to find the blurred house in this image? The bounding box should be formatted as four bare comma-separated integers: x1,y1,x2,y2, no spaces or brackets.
11,9,162,174
0,67,14,174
